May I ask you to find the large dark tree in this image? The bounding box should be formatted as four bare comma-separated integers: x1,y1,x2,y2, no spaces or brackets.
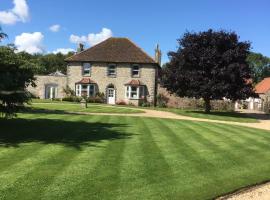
0,46,36,118
162,29,255,113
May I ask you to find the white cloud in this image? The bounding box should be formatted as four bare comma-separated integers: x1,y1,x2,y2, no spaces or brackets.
0,11,18,25
49,24,60,32
0,0,29,25
69,34,87,44
52,48,74,54
69,28,113,46
14,32,45,54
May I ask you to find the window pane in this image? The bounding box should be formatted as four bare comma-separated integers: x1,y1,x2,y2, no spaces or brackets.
108,64,116,76
83,63,91,75
132,65,140,76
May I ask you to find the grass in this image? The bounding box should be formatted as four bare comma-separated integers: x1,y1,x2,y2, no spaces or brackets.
153,107,259,123
28,103,144,114
0,108,269,199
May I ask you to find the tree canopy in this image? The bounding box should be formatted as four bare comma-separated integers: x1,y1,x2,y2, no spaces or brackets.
247,52,270,84
161,29,255,113
0,46,36,118
17,51,74,75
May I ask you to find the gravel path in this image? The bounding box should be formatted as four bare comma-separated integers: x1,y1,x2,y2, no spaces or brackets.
217,182,270,200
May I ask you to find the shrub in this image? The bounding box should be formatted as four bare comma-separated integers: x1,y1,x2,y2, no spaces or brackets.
62,96,82,102
140,102,151,107
156,93,169,107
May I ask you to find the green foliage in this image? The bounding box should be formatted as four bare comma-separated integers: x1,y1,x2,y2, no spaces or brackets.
156,93,168,107
0,46,35,118
15,51,74,75
247,52,270,83
162,29,256,113
62,96,83,102
63,85,75,96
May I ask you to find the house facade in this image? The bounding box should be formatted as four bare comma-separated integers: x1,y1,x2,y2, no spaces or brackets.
28,37,161,105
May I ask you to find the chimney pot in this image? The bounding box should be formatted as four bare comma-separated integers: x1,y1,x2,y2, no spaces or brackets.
77,43,84,53
155,44,162,65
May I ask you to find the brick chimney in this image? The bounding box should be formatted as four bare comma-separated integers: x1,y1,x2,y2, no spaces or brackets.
155,44,161,65
77,43,84,53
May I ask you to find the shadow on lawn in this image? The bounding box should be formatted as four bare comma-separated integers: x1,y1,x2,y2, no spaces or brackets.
0,117,132,149
185,110,265,120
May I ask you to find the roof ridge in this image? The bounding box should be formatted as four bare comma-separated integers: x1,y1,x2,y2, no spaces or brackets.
125,38,157,64
65,37,114,61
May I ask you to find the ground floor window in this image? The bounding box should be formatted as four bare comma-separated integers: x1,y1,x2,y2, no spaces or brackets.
45,84,58,99
125,85,145,99
75,84,95,97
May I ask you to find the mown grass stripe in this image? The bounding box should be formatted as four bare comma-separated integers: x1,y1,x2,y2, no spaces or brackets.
133,117,177,199
40,115,111,199
2,115,106,200
0,144,65,198
68,115,128,200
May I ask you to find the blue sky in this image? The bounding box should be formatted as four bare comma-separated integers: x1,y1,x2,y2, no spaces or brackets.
1,0,270,63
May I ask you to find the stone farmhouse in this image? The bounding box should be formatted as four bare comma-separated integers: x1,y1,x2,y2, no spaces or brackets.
28,37,161,105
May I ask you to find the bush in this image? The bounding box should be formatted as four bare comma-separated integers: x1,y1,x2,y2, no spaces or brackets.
62,96,82,102
86,96,104,103
156,93,168,107
140,102,151,107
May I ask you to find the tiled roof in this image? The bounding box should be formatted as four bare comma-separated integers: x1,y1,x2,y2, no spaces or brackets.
255,77,270,94
65,37,157,64
125,79,144,86
76,78,96,84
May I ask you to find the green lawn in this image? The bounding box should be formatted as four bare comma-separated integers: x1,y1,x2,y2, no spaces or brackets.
29,103,144,114
0,110,269,199
153,108,259,123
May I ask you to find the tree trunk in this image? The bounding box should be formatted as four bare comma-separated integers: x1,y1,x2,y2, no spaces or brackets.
204,98,211,113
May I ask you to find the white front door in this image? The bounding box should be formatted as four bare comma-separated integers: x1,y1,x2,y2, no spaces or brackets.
107,88,115,104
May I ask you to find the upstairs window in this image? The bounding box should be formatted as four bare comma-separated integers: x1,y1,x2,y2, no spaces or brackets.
82,63,91,76
108,64,116,77
132,64,140,77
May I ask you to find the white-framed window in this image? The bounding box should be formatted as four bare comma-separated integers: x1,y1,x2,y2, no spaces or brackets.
75,84,95,97
82,63,91,76
132,64,140,77
108,64,116,77
125,85,145,99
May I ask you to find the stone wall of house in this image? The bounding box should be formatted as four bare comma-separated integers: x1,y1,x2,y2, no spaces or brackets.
67,62,157,104
27,75,67,99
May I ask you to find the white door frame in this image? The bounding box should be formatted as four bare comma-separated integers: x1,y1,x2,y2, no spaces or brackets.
107,88,116,104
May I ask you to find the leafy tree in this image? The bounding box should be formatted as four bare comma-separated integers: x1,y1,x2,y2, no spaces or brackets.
0,46,36,118
15,51,74,75
247,52,270,83
161,29,255,113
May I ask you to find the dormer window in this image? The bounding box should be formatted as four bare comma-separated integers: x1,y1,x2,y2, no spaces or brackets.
108,64,116,77
82,63,91,76
132,64,140,77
